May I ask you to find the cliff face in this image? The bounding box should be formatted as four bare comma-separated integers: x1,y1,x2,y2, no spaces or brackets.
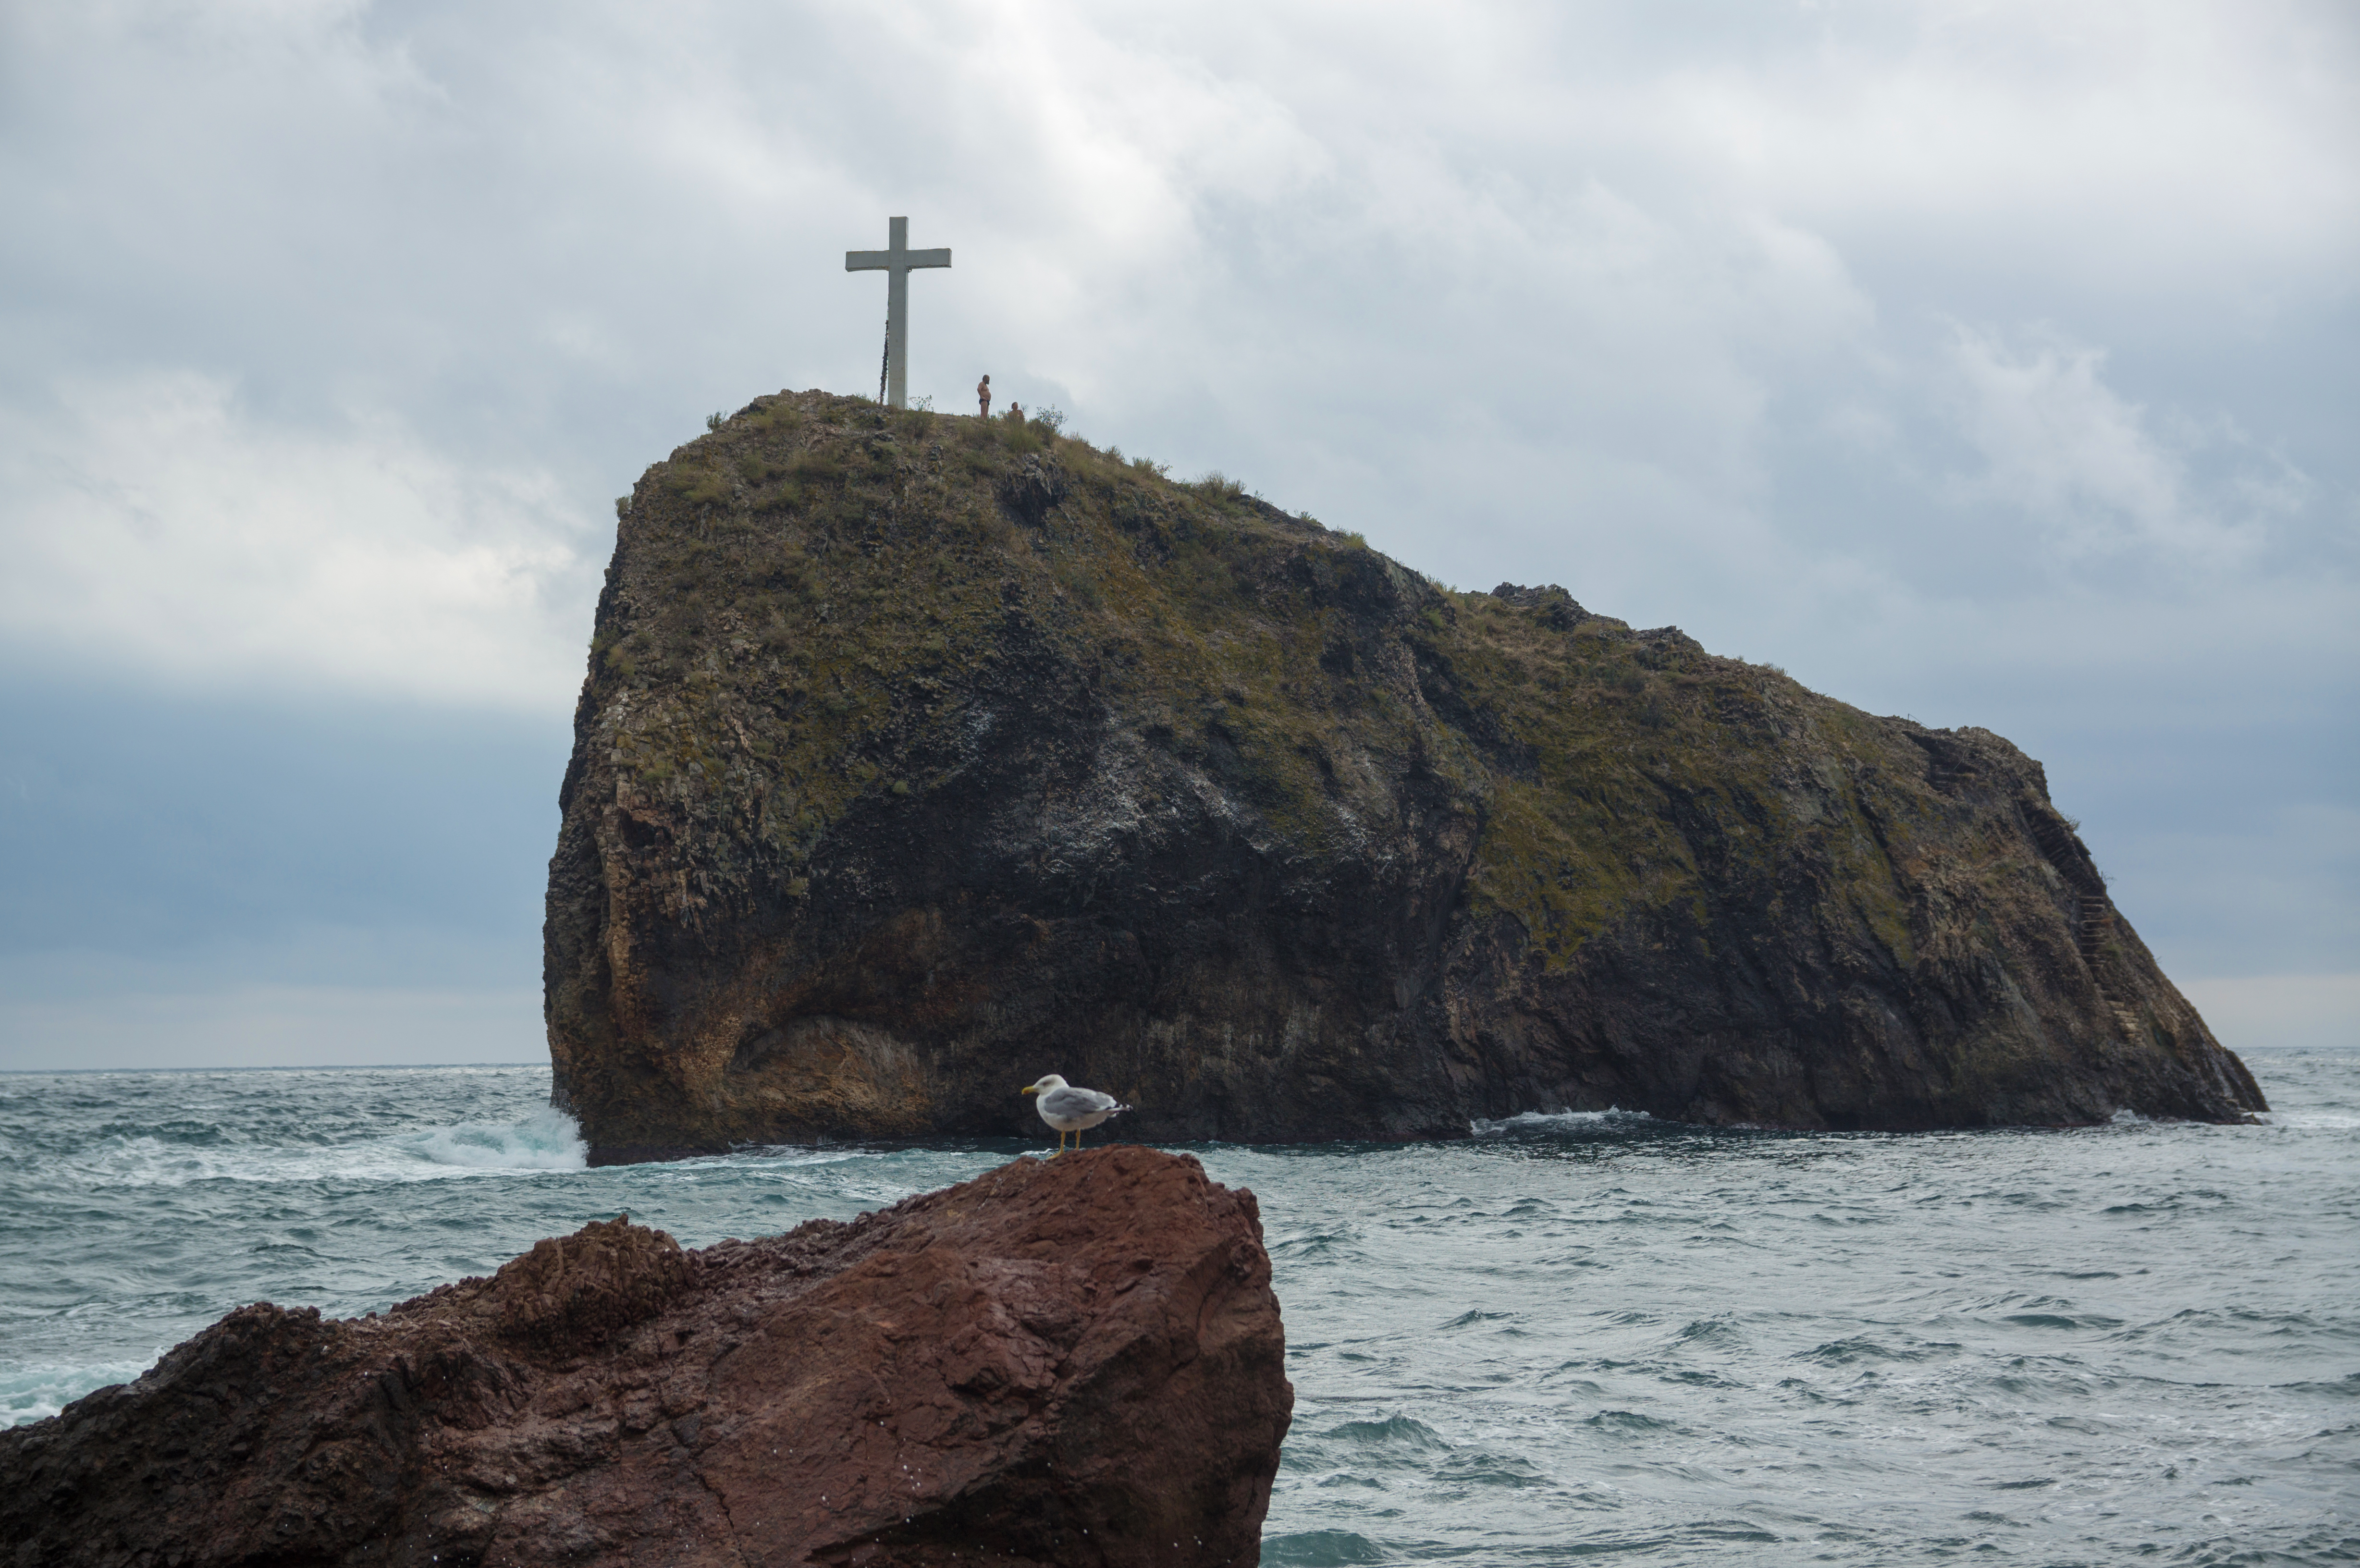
0,1147,1291,1568
545,391,2263,1160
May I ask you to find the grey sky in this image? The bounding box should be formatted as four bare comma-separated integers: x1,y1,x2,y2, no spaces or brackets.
2,0,2353,1068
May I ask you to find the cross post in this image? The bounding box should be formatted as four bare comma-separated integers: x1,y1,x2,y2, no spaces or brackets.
845,216,951,409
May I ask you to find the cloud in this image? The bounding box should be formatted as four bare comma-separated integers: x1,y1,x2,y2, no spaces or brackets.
0,0,2351,1062
1939,323,2301,568
1704,3,2353,247
0,372,597,707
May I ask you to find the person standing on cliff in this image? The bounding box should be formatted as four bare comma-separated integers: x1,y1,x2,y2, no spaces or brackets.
977,374,991,419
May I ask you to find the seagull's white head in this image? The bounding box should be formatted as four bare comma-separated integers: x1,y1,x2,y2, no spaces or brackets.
1020,1074,1069,1097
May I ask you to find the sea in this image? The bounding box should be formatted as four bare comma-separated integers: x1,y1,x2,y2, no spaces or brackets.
2,1050,2353,1565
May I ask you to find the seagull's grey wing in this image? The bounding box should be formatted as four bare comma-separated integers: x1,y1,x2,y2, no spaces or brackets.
1039,1086,1121,1118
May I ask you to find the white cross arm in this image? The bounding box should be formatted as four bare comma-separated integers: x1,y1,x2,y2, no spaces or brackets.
845,247,951,272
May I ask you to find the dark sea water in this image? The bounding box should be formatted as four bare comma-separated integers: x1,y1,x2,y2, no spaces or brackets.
2,1050,2353,1565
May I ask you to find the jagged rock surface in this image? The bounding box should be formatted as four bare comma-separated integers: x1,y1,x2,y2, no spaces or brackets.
0,1147,1291,1568
545,391,2263,1159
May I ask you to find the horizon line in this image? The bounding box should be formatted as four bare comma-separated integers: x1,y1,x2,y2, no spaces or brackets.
0,1060,547,1076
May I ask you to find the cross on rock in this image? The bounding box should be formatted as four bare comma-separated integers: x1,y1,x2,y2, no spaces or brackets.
845,216,951,409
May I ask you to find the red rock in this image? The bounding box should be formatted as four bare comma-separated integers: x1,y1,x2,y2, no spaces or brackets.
0,1146,1292,1567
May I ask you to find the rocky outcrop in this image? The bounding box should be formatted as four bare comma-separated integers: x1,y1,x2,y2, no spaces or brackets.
544,392,2264,1160
0,1146,1291,1568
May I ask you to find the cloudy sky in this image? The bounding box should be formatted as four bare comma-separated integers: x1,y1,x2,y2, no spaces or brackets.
2,0,2353,1070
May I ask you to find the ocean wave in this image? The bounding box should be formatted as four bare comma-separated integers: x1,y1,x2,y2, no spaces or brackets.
48,1106,588,1187
2256,1110,2360,1130
1471,1107,1655,1134
2,1354,159,1428
1317,1414,1451,1452
1263,1529,1388,1566
735,1146,885,1166
403,1105,587,1170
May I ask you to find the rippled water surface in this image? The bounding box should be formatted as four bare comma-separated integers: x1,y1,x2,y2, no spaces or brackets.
3,1051,2354,1564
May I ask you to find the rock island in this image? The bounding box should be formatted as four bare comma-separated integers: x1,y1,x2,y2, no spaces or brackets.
545,392,2263,1161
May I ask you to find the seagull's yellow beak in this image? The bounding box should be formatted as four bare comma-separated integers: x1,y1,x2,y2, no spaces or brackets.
1020,1085,1039,1095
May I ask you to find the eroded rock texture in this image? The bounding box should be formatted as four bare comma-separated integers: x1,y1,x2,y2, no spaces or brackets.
0,1147,1290,1568
546,392,2262,1159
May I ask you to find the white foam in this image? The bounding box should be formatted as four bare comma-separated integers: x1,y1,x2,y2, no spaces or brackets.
1,1354,160,1428
738,1146,881,1167
55,1106,588,1188
1471,1107,1654,1134
2255,1110,2360,1130
405,1105,588,1170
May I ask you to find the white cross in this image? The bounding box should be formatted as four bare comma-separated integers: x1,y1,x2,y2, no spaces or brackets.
845,216,951,409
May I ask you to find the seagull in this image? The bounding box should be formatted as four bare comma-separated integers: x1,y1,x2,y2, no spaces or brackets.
1020,1073,1131,1155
